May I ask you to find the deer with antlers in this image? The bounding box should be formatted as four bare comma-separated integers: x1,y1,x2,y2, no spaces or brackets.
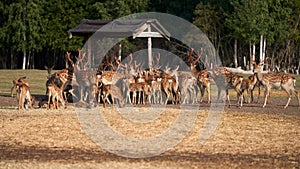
188,48,211,103
251,57,300,108
66,51,96,105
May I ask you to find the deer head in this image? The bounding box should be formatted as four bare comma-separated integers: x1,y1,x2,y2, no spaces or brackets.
251,54,269,73
44,65,54,78
189,48,203,74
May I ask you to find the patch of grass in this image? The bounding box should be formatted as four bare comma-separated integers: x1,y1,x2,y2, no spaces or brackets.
0,69,49,96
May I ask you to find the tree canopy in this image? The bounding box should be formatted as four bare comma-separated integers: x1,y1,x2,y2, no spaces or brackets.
0,0,299,72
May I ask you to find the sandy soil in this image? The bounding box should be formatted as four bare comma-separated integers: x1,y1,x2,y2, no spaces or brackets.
0,95,299,168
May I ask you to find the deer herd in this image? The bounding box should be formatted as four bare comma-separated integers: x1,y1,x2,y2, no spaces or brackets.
11,48,300,111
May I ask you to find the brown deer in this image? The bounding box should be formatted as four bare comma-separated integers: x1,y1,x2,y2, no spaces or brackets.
209,66,241,107
47,82,66,109
11,76,28,97
15,82,34,111
66,51,96,104
252,57,300,108
44,65,54,78
188,48,211,103
101,84,125,108
161,71,180,105
233,74,261,107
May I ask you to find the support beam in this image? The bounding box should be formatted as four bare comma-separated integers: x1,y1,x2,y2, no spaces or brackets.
148,23,152,68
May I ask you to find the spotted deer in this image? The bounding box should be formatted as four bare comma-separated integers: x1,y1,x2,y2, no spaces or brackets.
233,74,261,107
209,66,241,107
66,51,96,104
47,82,66,109
252,57,300,108
101,84,125,108
188,48,211,103
161,71,180,105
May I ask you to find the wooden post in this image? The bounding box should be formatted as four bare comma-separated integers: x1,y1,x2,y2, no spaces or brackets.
118,43,122,61
147,23,152,68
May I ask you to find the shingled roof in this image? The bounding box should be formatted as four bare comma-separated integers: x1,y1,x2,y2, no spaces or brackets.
68,19,170,40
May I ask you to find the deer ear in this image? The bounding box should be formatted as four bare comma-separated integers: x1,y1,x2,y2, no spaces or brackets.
44,65,48,69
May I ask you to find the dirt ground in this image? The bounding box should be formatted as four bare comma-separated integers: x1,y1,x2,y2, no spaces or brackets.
0,95,299,168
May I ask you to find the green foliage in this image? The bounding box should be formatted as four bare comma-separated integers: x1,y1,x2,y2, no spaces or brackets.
149,0,197,21
226,0,292,44
0,0,299,70
92,0,150,20
41,0,88,51
1,0,44,52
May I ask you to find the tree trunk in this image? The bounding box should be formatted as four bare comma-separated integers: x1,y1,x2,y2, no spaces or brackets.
259,35,263,71
234,39,238,68
22,50,26,70
27,50,31,69
32,49,35,69
263,37,267,70
250,43,255,71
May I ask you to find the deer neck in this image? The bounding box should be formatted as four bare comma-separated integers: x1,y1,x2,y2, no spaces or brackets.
254,72,263,82
190,66,198,76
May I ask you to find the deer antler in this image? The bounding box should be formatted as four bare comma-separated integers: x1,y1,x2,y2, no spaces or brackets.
83,55,90,70
66,52,75,66
249,52,257,66
103,57,115,71
156,53,160,64
134,60,141,69
76,49,87,67
152,53,161,67
128,53,133,67
258,56,269,65
189,48,194,65
193,49,203,65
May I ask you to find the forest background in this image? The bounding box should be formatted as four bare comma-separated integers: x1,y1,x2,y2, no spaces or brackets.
0,0,299,73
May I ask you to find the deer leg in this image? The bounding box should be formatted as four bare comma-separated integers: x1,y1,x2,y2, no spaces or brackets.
11,85,15,97
199,85,205,103
111,93,114,108
103,94,107,108
126,91,130,104
240,92,244,107
206,84,211,103
47,93,51,110
52,95,57,109
262,87,270,108
283,88,292,109
250,88,254,103
132,91,136,105
217,89,221,103
19,94,25,110
226,89,231,107
256,85,261,103
294,89,300,107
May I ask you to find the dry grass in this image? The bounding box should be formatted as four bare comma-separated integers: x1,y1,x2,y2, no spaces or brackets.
0,107,299,168
0,70,299,168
